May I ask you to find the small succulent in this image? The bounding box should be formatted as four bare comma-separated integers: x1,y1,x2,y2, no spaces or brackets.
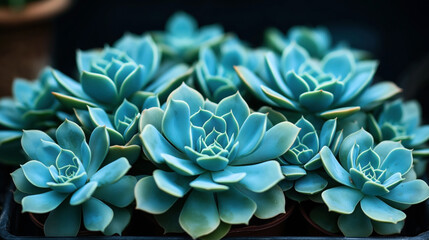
265,26,332,59
11,120,136,236
152,12,225,62
235,44,401,119
53,36,191,111
316,129,429,237
368,99,429,156
195,37,265,102
279,117,342,201
0,68,61,164
135,83,300,239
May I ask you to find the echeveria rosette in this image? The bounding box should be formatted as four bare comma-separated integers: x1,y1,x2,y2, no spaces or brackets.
279,117,343,201
53,36,190,111
316,129,429,237
0,68,62,165
265,26,332,59
368,99,429,156
152,11,225,63
195,37,265,102
135,83,300,239
11,120,136,236
235,43,401,119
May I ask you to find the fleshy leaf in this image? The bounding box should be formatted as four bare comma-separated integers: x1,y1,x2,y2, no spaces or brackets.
82,197,114,232
135,176,178,214
321,186,363,214
360,196,406,223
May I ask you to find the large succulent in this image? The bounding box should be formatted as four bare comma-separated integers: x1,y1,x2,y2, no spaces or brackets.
0,68,61,164
265,26,332,59
135,83,300,239
152,12,225,62
53,36,191,111
279,117,342,201
195,37,265,102
235,44,401,119
316,129,429,237
11,120,136,236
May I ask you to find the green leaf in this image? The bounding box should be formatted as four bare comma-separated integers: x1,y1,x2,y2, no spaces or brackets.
81,71,118,104
299,90,334,112
338,207,373,237
21,160,54,188
217,187,256,224
295,172,328,194
216,92,250,127
70,181,98,206
382,180,429,204
153,170,191,198
87,126,110,177
320,147,353,187
235,113,267,158
90,157,131,186
103,207,132,236
56,120,86,159
239,185,285,219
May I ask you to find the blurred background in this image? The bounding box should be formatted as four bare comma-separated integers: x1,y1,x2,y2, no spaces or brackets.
1,0,429,116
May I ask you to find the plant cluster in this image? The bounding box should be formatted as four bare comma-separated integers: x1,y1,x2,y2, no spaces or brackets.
1,12,429,239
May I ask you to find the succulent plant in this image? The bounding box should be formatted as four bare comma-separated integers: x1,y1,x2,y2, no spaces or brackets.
315,129,429,237
11,120,136,236
279,117,342,200
152,11,225,62
195,37,265,102
235,44,401,119
0,68,62,164
368,99,429,156
52,36,191,111
135,83,300,239
265,26,332,59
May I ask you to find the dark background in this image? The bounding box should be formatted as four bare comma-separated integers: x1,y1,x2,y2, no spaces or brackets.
51,0,429,116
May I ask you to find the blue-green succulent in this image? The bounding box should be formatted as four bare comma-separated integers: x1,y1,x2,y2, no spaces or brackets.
0,68,62,165
152,12,225,62
135,83,300,239
52,36,191,111
11,120,136,236
368,99,429,156
316,129,429,237
195,37,265,102
279,117,342,201
265,26,332,59
235,44,401,119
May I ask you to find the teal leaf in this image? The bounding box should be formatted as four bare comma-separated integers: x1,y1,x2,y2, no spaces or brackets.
119,65,147,99
265,52,293,97
339,129,374,167
196,155,229,172
153,170,192,198
372,220,404,235
21,130,55,163
11,168,43,194
318,106,360,119
321,186,363,214
81,71,118,104
354,82,402,110
280,43,309,76
200,222,231,240
356,148,380,168
281,165,306,180
338,207,373,237
82,197,114,232
239,185,285,219
190,173,229,191
135,176,178,214
284,71,309,99
295,172,328,194
235,113,267,158
380,148,412,177
167,83,204,114
233,121,299,165
87,126,110,177
44,202,81,237
140,125,184,164
52,68,88,98
211,170,246,184
103,207,132,236
94,176,136,208
88,107,114,129
234,66,275,104
217,187,256,224
215,92,250,127
21,160,54,188
260,85,299,110
139,107,164,132
360,196,406,223
22,191,68,213
162,153,204,176
338,63,377,105
299,90,334,112
320,147,353,187
90,157,131,186
70,181,98,206
382,180,429,204
319,118,337,148
162,99,192,149
321,50,355,78
56,120,86,159
114,100,139,127
227,161,283,193
179,190,220,239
